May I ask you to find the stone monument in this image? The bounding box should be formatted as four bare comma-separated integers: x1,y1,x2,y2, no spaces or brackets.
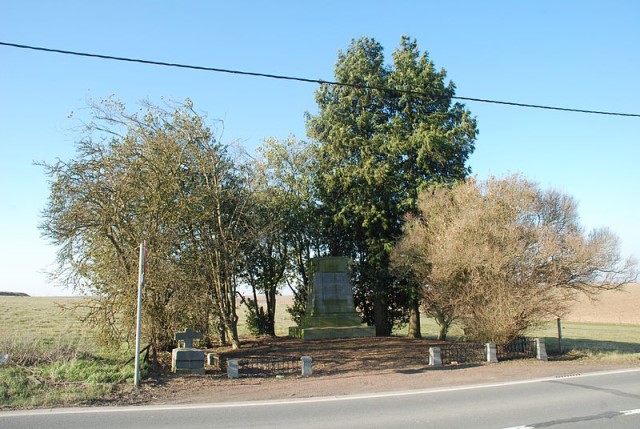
289,256,375,340
171,327,205,375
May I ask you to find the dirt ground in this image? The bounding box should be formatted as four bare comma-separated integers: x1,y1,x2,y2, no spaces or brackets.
114,336,639,407
106,285,640,406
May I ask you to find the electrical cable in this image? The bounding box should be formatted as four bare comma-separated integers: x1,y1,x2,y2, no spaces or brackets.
1,41,638,118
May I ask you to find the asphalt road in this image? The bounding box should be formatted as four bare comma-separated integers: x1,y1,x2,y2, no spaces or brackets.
2,368,640,429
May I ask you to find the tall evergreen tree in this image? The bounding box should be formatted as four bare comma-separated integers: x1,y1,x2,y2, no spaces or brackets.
307,36,477,335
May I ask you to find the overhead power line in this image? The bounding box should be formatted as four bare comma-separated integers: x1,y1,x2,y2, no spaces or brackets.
2,41,639,118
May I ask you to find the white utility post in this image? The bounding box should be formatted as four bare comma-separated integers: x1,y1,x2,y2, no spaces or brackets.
134,241,146,388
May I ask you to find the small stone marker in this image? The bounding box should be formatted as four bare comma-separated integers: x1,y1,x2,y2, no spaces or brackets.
485,343,498,363
227,359,239,379
301,356,313,376
0,354,8,365
536,338,548,361
429,347,442,367
171,327,205,375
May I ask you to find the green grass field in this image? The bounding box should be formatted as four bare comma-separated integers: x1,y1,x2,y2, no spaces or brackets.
0,297,97,348
0,297,135,409
532,320,640,358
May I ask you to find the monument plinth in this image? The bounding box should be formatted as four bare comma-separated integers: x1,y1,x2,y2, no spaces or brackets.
289,256,375,340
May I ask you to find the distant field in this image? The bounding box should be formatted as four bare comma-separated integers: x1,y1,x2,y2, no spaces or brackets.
1,283,638,346
561,283,640,324
0,296,97,347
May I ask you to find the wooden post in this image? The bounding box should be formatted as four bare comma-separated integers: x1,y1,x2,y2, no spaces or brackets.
557,317,564,354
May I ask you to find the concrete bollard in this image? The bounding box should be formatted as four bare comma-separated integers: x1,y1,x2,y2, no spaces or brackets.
429,347,442,367
227,359,239,379
485,343,498,363
301,356,313,376
536,338,548,361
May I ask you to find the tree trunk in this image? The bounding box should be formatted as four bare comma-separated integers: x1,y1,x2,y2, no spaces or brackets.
374,292,391,336
407,298,422,338
215,281,240,349
218,320,226,345
151,344,160,374
228,298,240,349
436,313,450,341
225,318,240,349
438,323,448,341
266,286,276,336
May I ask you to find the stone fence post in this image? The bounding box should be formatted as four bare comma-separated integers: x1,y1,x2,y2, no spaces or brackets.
485,343,498,363
227,359,239,379
536,338,548,361
301,356,313,376
429,347,442,367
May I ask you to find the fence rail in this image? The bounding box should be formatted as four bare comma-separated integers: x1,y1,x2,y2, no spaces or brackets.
496,337,536,361
210,354,301,375
439,337,537,364
239,356,301,374
440,342,485,364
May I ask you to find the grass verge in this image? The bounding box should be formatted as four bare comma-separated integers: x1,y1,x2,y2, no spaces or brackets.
0,336,140,410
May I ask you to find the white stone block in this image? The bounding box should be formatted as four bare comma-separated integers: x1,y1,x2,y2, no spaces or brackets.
301,356,313,376
536,338,548,361
429,347,442,367
228,359,239,379
485,343,498,363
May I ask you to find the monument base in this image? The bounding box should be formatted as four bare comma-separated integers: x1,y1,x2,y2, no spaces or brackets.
171,348,205,375
289,325,375,340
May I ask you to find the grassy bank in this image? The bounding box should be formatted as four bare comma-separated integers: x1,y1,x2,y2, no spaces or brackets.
0,297,137,409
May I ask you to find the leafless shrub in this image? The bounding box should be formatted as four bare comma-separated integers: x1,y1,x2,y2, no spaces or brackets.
392,175,637,343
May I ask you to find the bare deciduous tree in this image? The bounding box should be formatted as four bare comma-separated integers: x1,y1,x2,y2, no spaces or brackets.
392,175,637,343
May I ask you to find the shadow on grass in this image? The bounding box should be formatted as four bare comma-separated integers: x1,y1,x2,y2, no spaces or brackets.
543,337,640,362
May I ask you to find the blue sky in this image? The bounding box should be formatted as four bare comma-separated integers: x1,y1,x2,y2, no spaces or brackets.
1,1,639,296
